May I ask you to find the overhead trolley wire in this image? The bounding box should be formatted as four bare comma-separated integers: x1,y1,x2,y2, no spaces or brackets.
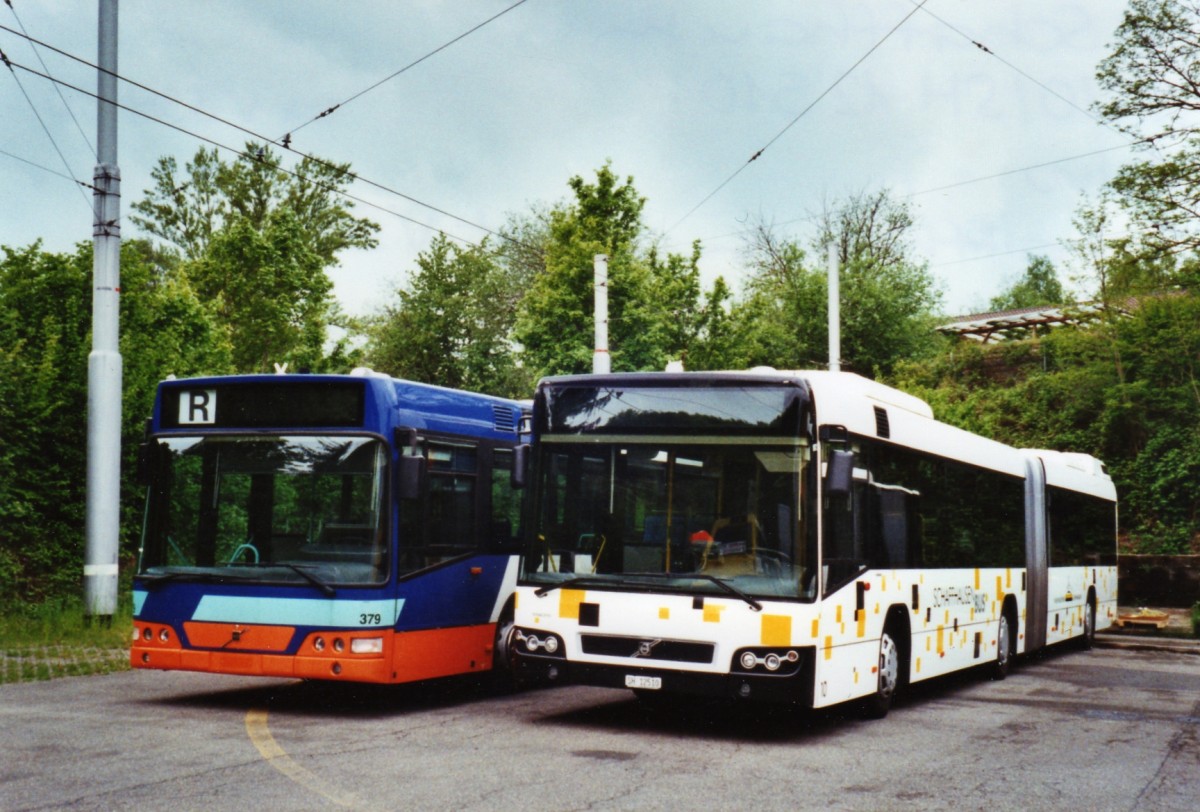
1,55,487,247
666,0,929,234
4,0,94,157
280,0,530,142
907,140,1150,197
909,1,1125,138
0,143,96,190
0,24,521,248
0,43,92,211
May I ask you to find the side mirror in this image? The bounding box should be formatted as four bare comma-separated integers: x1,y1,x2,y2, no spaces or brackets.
511,443,530,489
397,454,425,501
825,449,854,497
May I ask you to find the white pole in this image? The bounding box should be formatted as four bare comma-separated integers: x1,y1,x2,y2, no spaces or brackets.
85,0,122,621
827,241,840,373
593,254,610,374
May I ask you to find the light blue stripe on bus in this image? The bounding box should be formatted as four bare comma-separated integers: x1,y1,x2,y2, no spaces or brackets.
192,595,402,627
133,590,147,616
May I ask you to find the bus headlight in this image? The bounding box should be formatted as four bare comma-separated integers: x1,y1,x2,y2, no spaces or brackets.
350,637,383,654
513,629,565,658
733,647,804,675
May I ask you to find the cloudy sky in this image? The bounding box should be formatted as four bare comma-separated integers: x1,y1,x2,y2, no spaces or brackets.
1,1,1137,320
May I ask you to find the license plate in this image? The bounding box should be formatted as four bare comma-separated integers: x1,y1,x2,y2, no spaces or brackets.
625,675,662,690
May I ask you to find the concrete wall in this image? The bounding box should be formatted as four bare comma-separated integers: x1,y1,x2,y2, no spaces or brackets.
1118,555,1200,608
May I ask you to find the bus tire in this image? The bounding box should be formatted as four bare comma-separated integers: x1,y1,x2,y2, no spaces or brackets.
490,600,518,692
991,612,1013,680
1079,596,1097,651
860,626,901,720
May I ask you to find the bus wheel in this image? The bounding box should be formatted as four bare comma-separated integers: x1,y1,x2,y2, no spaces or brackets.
490,604,518,692
1079,599,1096,651
991,613,1012,680
861,628,900,719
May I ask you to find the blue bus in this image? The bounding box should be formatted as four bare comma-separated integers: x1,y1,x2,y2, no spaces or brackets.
131,369,526,684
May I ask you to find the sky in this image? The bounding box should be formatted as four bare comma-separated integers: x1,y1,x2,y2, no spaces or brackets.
0,0,1139,321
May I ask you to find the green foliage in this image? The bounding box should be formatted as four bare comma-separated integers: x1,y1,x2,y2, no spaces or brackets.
1095,0,1200,256
0,240,227,603
0,244,91,600
366,234,533,398
185,210,331,372
989,255,1066,311
733,192,942,377
132,143,379,263
893,291,1200,554
133,143,379,373
0,598,132,684
515,163,650,375
514,162,731,376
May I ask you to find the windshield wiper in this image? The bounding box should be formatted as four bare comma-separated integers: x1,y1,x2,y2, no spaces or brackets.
534,572,761,611
279,563,337,597
137,571,192,589
534,575,610,597
684,574,763,611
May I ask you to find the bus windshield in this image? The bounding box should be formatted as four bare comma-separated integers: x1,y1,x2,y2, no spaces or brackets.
522,438,815,601
139,435,387,586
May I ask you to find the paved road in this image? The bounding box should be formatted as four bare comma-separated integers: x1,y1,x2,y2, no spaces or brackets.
2,645,1197,811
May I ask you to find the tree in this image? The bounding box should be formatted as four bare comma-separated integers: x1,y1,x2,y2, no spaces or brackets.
1095,0,1200,256
894,289,1200,554
367,234,532,397
132,143,380,372
514,163,722,376
132,143,379,263
989,255,1067,311
185,209,333,372
733,192,942,377
0,240,226,602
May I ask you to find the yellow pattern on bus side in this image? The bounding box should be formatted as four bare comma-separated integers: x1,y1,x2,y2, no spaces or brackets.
703,603,725,623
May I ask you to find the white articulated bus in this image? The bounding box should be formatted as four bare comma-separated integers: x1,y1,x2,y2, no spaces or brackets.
510,370,1116,716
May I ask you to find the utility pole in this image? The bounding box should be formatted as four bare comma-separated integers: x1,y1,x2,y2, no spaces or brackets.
84,0,121,623
827,241,840,373
592,254,610,374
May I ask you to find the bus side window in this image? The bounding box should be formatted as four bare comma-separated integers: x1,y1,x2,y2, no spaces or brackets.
426,443,478,561
490,448,521,548
823,449,868,591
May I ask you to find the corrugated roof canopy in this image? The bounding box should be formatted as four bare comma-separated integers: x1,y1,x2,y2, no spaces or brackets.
935,302,1121,343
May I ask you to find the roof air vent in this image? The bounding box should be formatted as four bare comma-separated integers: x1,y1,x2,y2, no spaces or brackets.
874,406,890,439
492,404,517,432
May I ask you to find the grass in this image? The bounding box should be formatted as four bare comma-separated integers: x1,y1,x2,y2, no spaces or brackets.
0,597,132,685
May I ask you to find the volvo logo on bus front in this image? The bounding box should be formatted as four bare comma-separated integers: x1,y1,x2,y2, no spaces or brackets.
634,639,661,658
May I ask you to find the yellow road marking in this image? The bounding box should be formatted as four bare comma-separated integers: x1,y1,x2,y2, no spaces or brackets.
245,707,369,809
